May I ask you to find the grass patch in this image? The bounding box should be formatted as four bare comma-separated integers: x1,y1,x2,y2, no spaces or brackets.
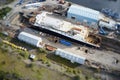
0,46,41,80
37,48,47,54
0,47,72,80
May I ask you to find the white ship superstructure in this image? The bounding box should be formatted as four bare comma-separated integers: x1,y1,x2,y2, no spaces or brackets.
30,12,101,47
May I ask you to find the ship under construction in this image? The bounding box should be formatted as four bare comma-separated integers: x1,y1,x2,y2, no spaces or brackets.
29,12,101,47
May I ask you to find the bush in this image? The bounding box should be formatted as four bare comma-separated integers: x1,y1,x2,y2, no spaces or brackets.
66,67,73,73
41,59,47,64
17,56,22,60
47,63,51,67
73,69,78,74
77,70,81,74
26,63,35,68
1,61,6,65
73,75,80,80
37,48,47,54
19,50,29,59
46,61,51,67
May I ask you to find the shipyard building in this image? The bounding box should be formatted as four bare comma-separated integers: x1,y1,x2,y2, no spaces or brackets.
18,32,43,48
67,5,102,24
67,5,117,30
55,48,86,64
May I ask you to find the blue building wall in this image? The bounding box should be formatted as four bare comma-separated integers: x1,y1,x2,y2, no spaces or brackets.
67,12,98,24
67,5,100,24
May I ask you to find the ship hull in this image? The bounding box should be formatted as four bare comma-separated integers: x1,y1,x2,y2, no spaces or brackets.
30,25,100,48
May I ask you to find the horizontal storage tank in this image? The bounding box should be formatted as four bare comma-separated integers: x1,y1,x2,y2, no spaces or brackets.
55,48,86,64
18,32,43,48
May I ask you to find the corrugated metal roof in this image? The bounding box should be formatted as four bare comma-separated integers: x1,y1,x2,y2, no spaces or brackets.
18,32,42,47
68,5,100,21
55,48,86,64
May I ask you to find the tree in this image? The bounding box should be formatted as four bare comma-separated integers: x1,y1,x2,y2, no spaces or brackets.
0,7,12,19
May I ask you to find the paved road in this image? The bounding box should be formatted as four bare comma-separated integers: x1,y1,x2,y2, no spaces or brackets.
67,0,120,14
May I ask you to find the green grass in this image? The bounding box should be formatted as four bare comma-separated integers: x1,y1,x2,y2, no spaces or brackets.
37,48,47,54
0,50,37,80
18,50,29,59
0,44,72,80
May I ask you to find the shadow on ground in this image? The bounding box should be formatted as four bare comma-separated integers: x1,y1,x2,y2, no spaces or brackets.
10,38,36,51
47,53,81,68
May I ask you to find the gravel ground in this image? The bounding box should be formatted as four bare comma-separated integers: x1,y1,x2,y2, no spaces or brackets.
38,34,120,70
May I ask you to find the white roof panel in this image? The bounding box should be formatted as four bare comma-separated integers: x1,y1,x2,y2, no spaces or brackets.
55,48,86,64
68,5,100,21
18,32,42,47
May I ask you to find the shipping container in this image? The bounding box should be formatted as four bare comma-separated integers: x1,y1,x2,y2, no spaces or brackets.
59,39,72,46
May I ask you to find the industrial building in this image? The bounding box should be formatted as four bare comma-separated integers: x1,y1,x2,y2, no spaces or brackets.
55,48,86,64
67,5,117,30
67,5,102,24
18,32,43,48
